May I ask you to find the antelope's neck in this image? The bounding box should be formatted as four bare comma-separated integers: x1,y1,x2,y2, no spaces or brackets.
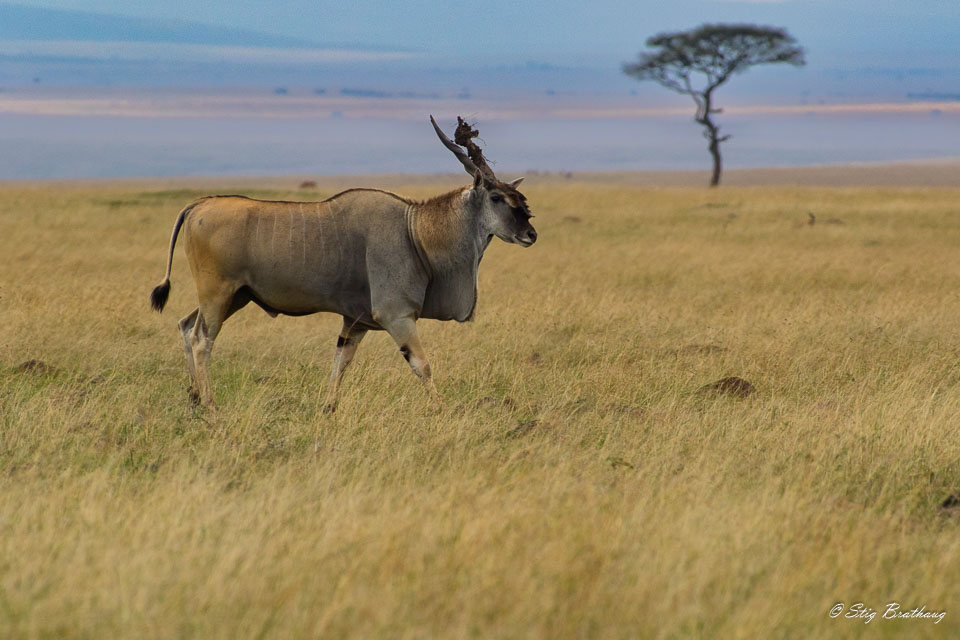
410,188,485,274
409,188,486,322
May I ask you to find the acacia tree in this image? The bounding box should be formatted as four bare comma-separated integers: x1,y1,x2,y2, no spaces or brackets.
623,24,804,186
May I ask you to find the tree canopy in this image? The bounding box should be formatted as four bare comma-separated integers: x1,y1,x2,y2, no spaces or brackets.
624,24,805,96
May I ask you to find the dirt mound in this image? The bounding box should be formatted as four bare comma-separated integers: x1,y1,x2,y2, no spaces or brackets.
699,376,755,398
16,359,59,375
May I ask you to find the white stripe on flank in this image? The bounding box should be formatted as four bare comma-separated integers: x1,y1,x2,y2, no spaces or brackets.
299,204,306,267
316,202,323,260
271,210,277,254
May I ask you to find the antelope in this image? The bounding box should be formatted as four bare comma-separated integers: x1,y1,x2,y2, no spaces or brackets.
149,116,537,409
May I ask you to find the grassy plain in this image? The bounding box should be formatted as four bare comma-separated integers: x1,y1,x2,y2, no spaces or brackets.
1,174,959,638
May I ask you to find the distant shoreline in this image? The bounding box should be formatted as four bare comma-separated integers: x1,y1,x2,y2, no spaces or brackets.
0,89,958,120
1,97,954,180
4,159,957,189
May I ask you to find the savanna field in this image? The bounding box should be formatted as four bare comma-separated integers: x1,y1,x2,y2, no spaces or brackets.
2,176,959,638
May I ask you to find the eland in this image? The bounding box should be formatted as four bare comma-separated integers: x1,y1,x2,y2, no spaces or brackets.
150,116,537,409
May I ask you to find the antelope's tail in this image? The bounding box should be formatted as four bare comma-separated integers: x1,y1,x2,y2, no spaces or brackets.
150,201,200,312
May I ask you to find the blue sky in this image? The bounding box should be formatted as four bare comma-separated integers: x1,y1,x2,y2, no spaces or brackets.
2,1,959,98
9,0,960,58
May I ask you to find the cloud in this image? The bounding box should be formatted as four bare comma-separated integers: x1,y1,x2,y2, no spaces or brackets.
0,40,419,64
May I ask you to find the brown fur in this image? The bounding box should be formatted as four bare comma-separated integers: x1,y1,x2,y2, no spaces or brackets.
410,188,472,270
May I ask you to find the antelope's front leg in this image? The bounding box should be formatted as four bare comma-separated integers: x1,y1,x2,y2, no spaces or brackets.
381,315,441,403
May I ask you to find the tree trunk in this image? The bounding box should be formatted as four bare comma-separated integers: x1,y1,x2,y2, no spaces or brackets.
707,133,722,187
696,89,724,187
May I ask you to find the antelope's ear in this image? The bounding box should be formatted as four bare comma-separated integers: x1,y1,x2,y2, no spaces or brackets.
473,171,485,189
509,177,524,188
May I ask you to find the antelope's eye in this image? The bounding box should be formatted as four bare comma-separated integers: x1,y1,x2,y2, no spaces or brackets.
490,193,503,203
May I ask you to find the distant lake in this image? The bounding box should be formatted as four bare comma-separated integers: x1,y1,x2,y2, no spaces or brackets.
0,109,956,180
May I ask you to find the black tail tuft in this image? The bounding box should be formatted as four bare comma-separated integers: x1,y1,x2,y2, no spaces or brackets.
150,280,171,312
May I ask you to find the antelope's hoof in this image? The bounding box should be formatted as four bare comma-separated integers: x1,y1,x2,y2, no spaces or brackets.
187,386,201,407
323,402,337,415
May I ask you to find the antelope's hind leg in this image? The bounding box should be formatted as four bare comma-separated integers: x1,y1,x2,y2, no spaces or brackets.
190,285,248,407
178,308,201,405
323,317,368,413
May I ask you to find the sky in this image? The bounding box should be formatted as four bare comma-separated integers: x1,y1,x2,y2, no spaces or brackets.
1,1,959,99
8,0,960,58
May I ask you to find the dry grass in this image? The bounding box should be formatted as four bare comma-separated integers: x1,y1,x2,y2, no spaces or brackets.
2,177,959,638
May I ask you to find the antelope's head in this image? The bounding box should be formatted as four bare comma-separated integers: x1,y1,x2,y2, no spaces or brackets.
430,115,537,247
